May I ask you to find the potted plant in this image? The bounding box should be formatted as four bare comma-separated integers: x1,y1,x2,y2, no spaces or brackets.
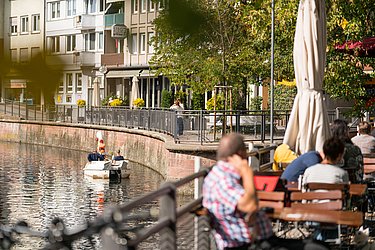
76,99,86,107
133,98,145,108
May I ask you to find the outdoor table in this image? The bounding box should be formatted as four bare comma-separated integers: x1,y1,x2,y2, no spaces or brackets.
268,207,363,227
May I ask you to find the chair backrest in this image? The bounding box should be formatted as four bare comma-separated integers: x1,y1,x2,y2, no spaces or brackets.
290,190,343,210
257,191,285,210
363,156,375,174
305,183,349,192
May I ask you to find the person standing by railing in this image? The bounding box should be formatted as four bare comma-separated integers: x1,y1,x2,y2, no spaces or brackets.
170,99,184,138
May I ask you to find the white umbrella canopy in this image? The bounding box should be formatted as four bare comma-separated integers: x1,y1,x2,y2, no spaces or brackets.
131,76,140,108
283,0,331,155
92,77,100,107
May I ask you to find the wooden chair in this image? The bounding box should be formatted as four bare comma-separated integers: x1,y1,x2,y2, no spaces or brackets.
305,182,350,209
290,190,344,210
257,191,286,210
292,186,348,245
363,156,375,175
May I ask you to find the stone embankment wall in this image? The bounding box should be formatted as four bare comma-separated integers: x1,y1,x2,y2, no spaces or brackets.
0,120,217,183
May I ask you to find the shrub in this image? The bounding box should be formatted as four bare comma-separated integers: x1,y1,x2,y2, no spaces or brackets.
76,99,86,107
249,96,263,111
133,98,145,108
206,94,225,111
161,90,172,108
191,92,205,110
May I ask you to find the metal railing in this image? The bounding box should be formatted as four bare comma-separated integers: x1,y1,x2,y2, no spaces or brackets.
0,146,276,250
0,100,355,144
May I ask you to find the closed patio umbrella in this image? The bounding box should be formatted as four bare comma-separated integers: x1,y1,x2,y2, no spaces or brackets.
92,77,100,107
131,76,140,108
283,0,330,155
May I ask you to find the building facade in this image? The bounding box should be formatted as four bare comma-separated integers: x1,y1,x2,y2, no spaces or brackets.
1,0,44,103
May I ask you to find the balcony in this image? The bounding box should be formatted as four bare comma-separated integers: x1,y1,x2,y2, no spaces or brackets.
104,13,124,28
74,15,96,30
101,53,124,66
80,51,97,66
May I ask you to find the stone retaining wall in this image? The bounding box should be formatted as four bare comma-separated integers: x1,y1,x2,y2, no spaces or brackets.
0,120,217,183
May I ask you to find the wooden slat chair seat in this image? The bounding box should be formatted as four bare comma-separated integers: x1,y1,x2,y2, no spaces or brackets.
305,183,350,209
363,157,375,175
290,190,343,210
257,191,286,210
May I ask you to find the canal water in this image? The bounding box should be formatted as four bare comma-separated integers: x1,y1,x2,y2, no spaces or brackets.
0,142,166,249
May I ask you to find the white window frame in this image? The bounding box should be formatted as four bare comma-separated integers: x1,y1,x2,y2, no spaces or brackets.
66,35,76,52
148,32,154,53
148,0,154,11
58,81,64,93
50,2,61,19
140,33,146,54
20,16,29,34
85,33,96,51
86,0,96,14
66,73,73,93
132,34,138,54
31,14,40,33
50,36,60,53
76,73,82,93
132,0,138,14
10,17,17,35
67,0,76,16
140,0,147,13
158,0,166,10
98,32,104,50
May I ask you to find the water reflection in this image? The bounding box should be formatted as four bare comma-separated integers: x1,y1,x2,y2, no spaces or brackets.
0,142,164,249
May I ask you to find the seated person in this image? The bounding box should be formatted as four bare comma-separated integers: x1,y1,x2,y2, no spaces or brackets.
87,150,103,162
272,143,297,171
281,151,323,182
351,121,375,154
203,133,328,250
113,150,125,161
303,137,349,186
98,149,106,161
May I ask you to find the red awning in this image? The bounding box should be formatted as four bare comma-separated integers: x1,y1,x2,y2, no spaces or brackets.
335,37,375,57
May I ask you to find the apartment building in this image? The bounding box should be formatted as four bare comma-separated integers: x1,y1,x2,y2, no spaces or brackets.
1,0,44,103
103,0,169,108
45,0,105,106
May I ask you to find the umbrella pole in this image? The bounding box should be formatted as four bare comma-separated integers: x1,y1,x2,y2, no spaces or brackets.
270,0,275,143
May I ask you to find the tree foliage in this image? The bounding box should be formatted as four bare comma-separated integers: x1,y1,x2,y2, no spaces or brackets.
151,0,374,115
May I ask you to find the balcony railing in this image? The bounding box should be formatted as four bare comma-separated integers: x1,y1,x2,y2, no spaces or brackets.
74,14,96,30
101,53,124,66
104,13,124,27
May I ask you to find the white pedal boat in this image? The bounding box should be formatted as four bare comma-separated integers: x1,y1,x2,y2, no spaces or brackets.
83,160,130,179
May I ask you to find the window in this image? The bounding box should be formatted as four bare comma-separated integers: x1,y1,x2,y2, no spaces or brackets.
85,33,96,51
98,32,103,50
66,73,73,93
50,36,60,53
58,81,64,93
20,48,28,62
140,33,146,54
76,73,82,93
66,35,76,52
148,32,154,53
20,16,29,33
158,0,165,10
50,2,61,19
10,17,17,34
131,34,138,54
10,49,17,63
31,47,40,58
67,0,76,16
99,0,105,12
140,0,146,13
132,0,138,13
86,0,96,13
148,0,154,11
31,14,40,32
